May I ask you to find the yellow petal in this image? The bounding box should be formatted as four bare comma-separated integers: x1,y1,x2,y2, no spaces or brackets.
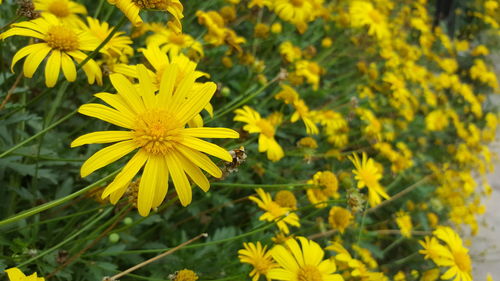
136,64,156,108
22,44,51,78
270,244,300,272
177,82,217,125
78,103,135,129
174,150,210,192
80,140,138,177
109,73,146,114
152,157,169,208
158,63,178,106
60,52,77,81
102,150,148,198
94,92,136,119
138,155,161,216
166,152,192,206
176,145,222,178
71,131,133,147
5,268,27,280
11,43,47,72
182,127,239,139
44,50,61,87
181,136,232,162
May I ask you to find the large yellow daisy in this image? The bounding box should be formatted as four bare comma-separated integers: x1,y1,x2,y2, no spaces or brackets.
71,63,238,216
34,0,87,26
268,236,344,281
273,0,315,34
0,14,102,87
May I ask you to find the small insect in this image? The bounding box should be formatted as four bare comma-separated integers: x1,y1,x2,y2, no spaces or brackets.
221,146,247,178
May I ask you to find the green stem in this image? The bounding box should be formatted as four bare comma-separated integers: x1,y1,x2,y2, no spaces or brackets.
0,169,119,227
211,182,310,189
16,207,112,268
94,0,106,18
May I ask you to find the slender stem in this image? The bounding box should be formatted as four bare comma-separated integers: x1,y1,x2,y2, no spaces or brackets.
105,233,208,281
16,207,112,268
211,182,310,189
94,0,107,18
0,169,119,227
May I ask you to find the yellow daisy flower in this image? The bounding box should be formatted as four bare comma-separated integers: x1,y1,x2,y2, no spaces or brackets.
172,269,198,281
108,0,184,30
34,0,87,26
234,106,284,162
82,17,133,57
238,241,277,281
249,188,300,234
146,25,204,59
273,0,315,34
0,14,102,87
349,1,389,40
395,210,413,238
328,206,352,234
5,267,44,281
348,152,390,207
268,236,344,281
71,64,239,216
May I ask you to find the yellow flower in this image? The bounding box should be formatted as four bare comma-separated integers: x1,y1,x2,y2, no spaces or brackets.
419,226,472,281
291,99,319,135
34,0,87,25
349,1,389,40
294,60,323,90
83,17,133,57
146,25,204,59
279,41,302,63
297,137,318,149
108,0,184,30
395,210,413,238
268,236,344,281
275,84,300,104
273,0,315,33
5,267,44,281
234,106,284,162
421,269,440,281
71,64,239,216
0,14,102,87
238,241,277,281
328,206,352,233
307,171,340,208
348,153,390,207
249,188,300,234
173,269,198,281
196,10,246,53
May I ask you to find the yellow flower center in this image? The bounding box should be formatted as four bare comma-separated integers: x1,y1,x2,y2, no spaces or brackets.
297,265,323,281
253,258,272,275
453,251,472,273
256,119,275,138
174,269,199,281
368,10,383,24
132,0,170,10
290,0,304,7
169,33,186,46
48,0,71,18
275,190,297,209
45,25,79,51
132,109,183,155
331,209,350,227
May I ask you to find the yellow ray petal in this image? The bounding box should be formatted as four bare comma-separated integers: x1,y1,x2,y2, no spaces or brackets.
158,63,178,106
44,50,61,87
78,103,135,129
22,43,51,78
166,152,192,206
176,145,222,178
80,140,138,177
182,127,239,139
71,131,133,147
136,64,156,108
152,157,169,208
102,150,148,198
174,150,210,192
177,82,217,125
109,73,146,113
60,52,77,81
181,136,232,162
138,155,161,216
94,92,136,121
11,43,48,72
271,244,300,272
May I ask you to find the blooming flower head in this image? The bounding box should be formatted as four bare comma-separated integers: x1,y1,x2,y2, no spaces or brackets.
172,269,198,281
0,14,103,87
5,267,44,281
249,188,300,234
273,0,315,33
348,153,390,207
268,236,344,281
71,63,239,216
349,1,389,40
82,17,133,58
306,171,340,208
395,210,413,238
146,26,204,59
419,226,473,281
108,0,184,30
328,206,352,234
291,99,319,135
274,190,298,209
234,106,284,162
34,0,87,26
238,241,278,281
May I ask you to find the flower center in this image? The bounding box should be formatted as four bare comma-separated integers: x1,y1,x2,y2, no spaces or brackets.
132,109,183,155
453,251,472,272
268,201,286,218
45,26,79,51
332,209,349,226
256,119,275,138
169,33,186,46
368,10,383,24
132,0,170,9
297,265,323,281
290,0,304,7
48,0,71,17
